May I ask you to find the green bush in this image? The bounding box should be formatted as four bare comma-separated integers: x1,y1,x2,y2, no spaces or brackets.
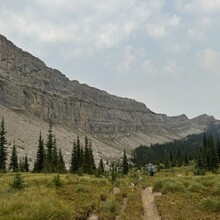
200,198,220,212
76,185,89,193
162,180,184,193
187,181,204,193
213,184,220,196
153,179,163,192
153,178,184,194
52,175,62,188
11,173,25,190
194,168,205,176
102,198,119,213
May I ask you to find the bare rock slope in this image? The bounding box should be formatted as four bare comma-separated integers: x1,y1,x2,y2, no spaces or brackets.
0,34,219,162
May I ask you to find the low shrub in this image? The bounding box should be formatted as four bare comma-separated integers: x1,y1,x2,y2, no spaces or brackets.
187,181,204,193
102,198,119,213
200,198,220,212
153,178,184,194
53,175,63,188
11,173,25,190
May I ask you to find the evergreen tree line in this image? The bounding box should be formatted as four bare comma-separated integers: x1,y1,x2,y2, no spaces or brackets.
132,126,220,169
33,122,66,173
70,136,96,174
132,141,193,168
195,133,220,173
0,117,130,175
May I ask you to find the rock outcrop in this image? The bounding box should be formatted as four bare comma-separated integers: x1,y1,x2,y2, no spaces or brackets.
0,34,219,163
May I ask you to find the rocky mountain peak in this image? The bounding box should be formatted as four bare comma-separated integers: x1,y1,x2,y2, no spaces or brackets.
0,34,219,162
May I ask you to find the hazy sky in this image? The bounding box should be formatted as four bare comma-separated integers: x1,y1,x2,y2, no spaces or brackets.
0,0,219,119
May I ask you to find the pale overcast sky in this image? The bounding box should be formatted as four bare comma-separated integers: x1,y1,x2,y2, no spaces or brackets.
0,0,220,119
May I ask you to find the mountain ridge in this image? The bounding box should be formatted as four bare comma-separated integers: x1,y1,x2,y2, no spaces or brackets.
0,34,219,164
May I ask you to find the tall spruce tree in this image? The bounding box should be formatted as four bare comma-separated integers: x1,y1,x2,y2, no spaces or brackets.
45,121,54,173
52,136,58,172
208,134,219,172
216,138,220,159
98,158,105,174
0,117,7,172
83,136,90,174
70,141,78,173
79,147,84,171
89,141,96,173
9,142,18,172
202,132,208,168
24,155,29,172
34,132,45,173
19,158,25,172
57,148,66,173
195,146,206,170
164,151,171,168
170,151,176,167
76,136,82,171
177,148,183,167
184,153,189,166
122,149,129,175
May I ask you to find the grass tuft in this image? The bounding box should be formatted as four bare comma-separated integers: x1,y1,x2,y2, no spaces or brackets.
200,198,220,212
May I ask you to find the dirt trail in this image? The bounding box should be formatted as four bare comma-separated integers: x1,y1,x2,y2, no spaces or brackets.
142,187,162,220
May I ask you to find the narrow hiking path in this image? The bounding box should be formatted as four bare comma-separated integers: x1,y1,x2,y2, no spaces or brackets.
141,187,162,220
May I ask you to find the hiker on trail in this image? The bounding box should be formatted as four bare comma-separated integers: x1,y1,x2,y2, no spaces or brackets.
148,163,155,176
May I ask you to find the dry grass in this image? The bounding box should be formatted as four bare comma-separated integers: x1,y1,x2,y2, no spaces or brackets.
152,168,220,220
0,168,220,219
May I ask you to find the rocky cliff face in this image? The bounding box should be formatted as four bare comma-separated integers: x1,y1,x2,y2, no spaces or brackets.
0,34,219,162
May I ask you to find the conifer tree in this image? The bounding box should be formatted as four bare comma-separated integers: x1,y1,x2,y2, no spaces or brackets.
79,147,84,171
216,138,220,160
45,121,54,173
89,141,96,173
83,136,90,174
170,151,175,167
57,148,66,173
19,158,25,172
24,155,29,172
122,149,129,174
0,117,7,172
208,134,219,172
98,158,105,175
34,132,45,173
111,162,117,182
9,142,18,172
164,151,171,168
70,141,78,173
52,136,58,172
202,132,208,167
177,148,183,167
184,153,189,166
195,146,205,170
76,136,83,171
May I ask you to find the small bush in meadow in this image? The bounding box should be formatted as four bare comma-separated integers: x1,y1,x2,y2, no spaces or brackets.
52,175,62,188
200,198,220,212
100,193,107,201
153,179,164,192
213,184,220,196
187,181,204,193
76,185,89,193
162,180,184,193
102,198,119,213
153,178,184,194
11,173,25,189
194,168,205,176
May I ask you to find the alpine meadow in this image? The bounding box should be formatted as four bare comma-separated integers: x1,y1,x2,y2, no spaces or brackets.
1,0,220,219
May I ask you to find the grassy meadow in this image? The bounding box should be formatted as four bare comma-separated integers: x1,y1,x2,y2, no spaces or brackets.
0,167,219,219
